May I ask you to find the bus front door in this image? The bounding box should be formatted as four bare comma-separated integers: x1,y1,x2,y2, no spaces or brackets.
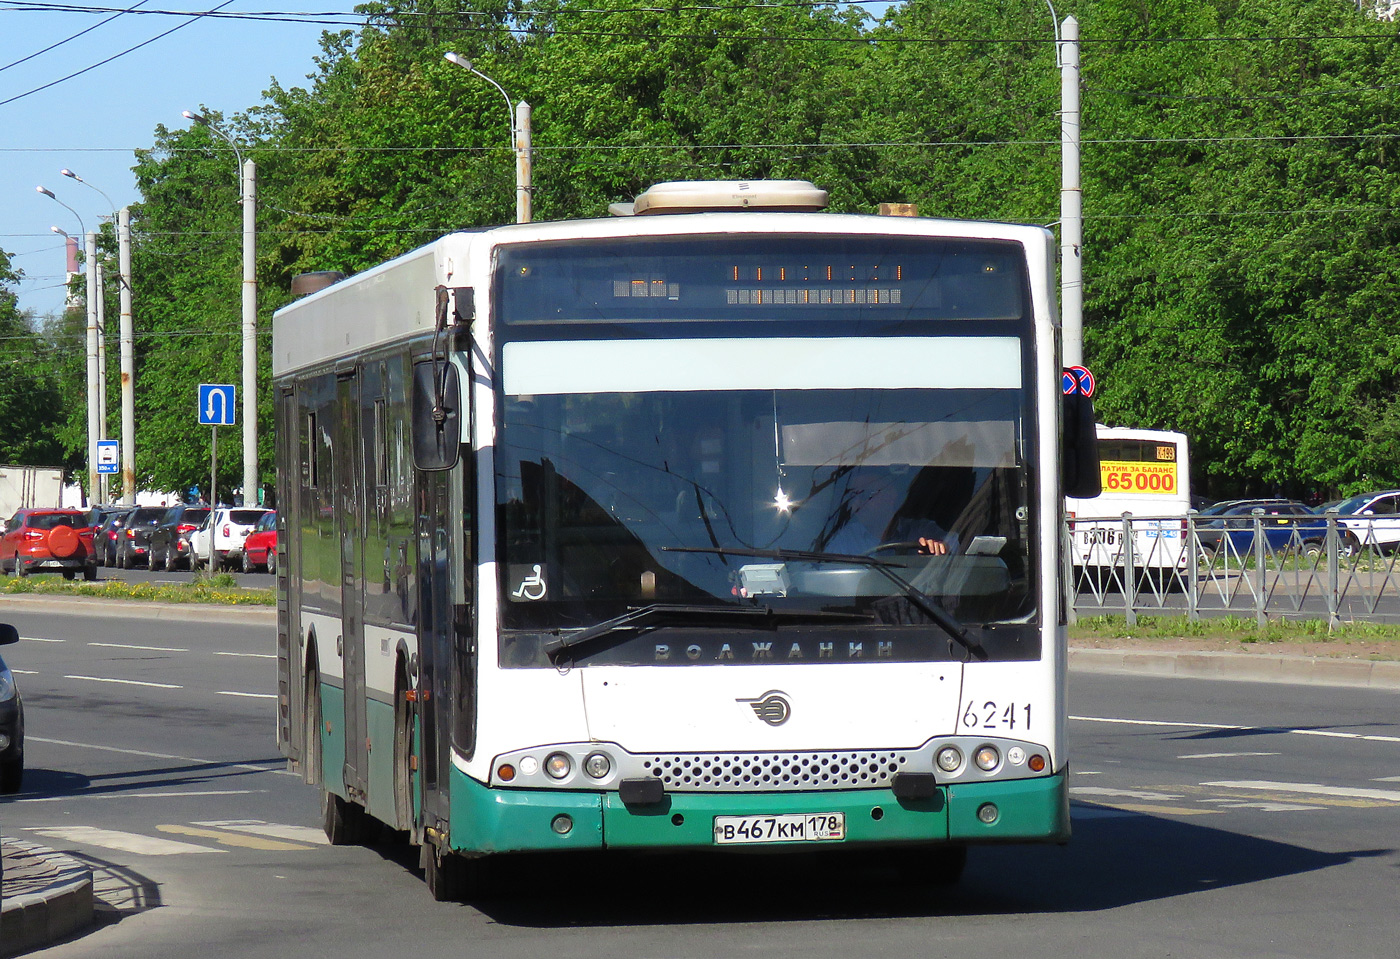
336,369,368,799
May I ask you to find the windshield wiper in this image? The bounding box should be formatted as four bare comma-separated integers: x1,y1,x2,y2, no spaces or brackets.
663,546,986,661
544,602,869,663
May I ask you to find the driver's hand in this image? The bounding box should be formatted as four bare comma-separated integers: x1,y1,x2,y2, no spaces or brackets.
918,537,948,555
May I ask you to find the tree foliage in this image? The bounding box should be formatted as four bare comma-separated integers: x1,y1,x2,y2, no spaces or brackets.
62,0,1400,499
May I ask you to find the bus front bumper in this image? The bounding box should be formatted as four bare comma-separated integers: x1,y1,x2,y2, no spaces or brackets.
447,767,1069,855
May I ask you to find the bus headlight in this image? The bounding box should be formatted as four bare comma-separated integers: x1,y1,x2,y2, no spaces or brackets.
936,746,963,773
544,752,573,780
584,752,612,779
974,745,1001,772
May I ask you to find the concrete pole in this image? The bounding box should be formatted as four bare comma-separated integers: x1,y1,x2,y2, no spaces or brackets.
119,208,136,505
515,101,532,224
84,231,100,503
241,158,258,507
1060,15,1083,367
96,262,108,503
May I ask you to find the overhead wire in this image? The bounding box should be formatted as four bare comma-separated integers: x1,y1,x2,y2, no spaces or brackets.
0,0,238,108
0,0,153,73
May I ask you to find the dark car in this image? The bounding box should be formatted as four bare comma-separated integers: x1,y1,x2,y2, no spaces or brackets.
1196,500,1326,558
148,504,210,571
95,508,135,566
1,623,23,794
81,505,127,574
115,506,169,568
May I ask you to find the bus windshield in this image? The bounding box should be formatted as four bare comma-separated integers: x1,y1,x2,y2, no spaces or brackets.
495,378,1036,665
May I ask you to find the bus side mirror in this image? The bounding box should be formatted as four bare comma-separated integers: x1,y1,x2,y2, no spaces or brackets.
0,623,17,646
1062,393,1101,499
411,360,462,471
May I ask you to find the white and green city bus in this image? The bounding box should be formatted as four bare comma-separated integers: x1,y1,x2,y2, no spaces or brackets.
273,180,1099,899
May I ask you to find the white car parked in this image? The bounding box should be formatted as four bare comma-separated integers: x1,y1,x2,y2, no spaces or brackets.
1324,490,1400,553
190,507,273,571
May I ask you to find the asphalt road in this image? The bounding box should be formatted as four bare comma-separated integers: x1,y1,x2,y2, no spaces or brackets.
2,608,1397,959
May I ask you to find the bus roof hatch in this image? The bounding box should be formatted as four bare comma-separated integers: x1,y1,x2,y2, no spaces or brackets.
616,180,830,216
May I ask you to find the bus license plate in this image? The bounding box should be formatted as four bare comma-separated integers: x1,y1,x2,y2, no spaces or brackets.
713,812,846,845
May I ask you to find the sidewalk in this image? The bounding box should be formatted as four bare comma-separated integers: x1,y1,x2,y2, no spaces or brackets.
1,839,94,957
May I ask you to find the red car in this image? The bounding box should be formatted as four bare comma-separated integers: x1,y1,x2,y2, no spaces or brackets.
240,511,278,573
0,508,97,580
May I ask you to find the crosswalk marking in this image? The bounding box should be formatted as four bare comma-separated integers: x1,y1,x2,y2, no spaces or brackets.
1070,786,1184,801
195,820,329,845
26,826,224,856
157,824,314,851
1202,780,1400,803
22,820,325,857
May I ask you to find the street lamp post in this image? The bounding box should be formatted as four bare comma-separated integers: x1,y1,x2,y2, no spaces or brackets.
184,110,258,506
38,185,101,503
61,169,136,504
443,53,532,223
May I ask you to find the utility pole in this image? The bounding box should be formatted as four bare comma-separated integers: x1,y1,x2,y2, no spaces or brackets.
241,158,258,506
118,208,136,505
95,262,108,503
84,231,100,502
516,101,533,224
1060,14,1083,367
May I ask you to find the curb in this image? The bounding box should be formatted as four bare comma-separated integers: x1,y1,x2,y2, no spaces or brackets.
0,594,276,626
1070,647,1400,690
0,839,95,957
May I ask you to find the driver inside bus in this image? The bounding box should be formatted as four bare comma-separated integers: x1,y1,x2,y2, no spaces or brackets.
815,467,958,557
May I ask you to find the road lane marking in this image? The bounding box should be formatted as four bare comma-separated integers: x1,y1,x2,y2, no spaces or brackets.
14,790,267,803
64,675,182,689
214,651,276,659
217,691,277,699
158,824,313,851
21,637,65,643
11,668,38,674
1070,786,1184,801
1072,715,1400,744
195,820,329,846
27,736,295,775
25,826,223,855
1202,780,1400,803
1178,752,1281,760
88,642,189,652
1374,776,1400,782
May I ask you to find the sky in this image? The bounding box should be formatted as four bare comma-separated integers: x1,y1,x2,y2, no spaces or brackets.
0,3,332,321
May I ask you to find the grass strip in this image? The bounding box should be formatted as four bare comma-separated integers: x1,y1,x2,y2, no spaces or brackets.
0,572,275,606
1071,613,1400,646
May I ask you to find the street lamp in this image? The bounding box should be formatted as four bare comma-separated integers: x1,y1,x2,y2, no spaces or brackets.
60,168,136,505
38,185,101,503
443,52,532,223
184,109,259,507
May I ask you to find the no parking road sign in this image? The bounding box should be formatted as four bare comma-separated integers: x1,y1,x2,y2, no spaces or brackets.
1061,365,1095,397
198,384,236,426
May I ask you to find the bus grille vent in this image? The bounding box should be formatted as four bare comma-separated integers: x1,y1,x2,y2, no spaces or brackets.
642,751,910,792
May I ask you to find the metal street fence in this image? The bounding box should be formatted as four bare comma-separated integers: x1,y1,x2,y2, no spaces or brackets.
1065,510,1400,626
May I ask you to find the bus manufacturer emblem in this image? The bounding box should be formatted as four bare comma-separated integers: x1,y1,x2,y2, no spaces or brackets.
737,690,791,726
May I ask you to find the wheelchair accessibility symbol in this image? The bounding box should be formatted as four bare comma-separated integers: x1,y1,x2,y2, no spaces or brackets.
510,564,547,601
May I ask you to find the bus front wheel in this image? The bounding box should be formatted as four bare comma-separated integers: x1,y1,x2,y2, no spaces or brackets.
322,787,365,846
422,844,486,902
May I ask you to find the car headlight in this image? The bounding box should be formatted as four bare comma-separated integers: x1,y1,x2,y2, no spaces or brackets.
0,667,16,702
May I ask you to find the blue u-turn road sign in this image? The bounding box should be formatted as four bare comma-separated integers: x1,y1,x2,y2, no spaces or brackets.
198,384,236,426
